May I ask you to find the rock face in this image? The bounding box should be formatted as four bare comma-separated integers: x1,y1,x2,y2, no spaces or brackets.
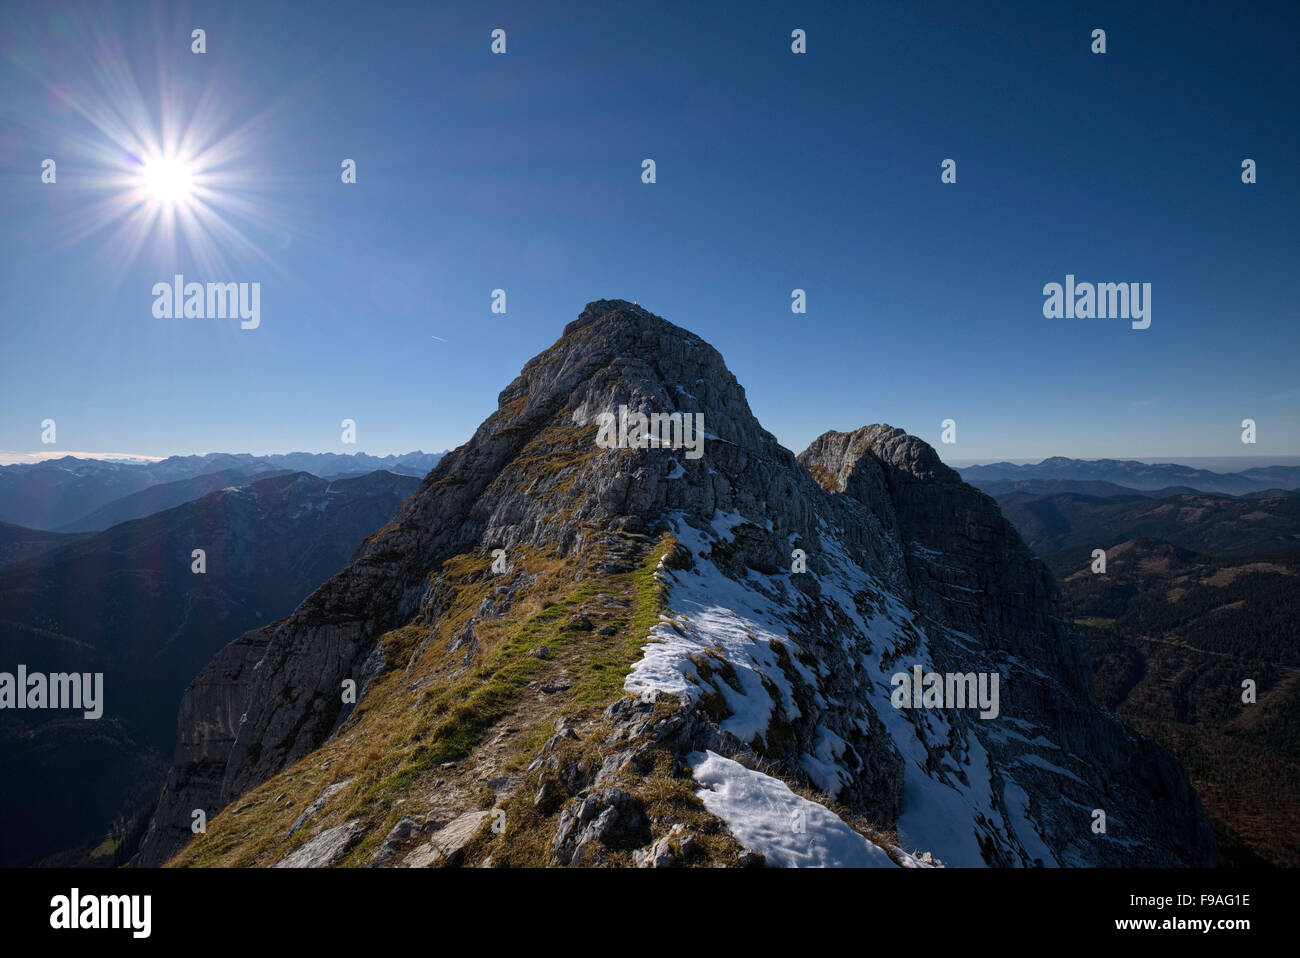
402,810,492,868
137,300,1215,868
273,820,364,868
791,427,1215,864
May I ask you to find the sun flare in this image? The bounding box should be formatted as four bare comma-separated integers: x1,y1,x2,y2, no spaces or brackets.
138,156,195,206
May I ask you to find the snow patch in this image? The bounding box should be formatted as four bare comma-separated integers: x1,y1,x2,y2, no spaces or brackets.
690,750,897,868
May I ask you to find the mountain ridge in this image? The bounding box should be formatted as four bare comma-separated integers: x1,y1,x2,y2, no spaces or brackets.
958,458,1300,496
135,300,1214,869
0,469,422,866
0,451,446,531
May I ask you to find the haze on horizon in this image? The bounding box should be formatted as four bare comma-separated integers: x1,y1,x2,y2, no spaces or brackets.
4,447,1300,478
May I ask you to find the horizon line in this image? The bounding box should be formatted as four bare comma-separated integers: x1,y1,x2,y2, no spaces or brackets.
3,449,1298,469
0,449,449,467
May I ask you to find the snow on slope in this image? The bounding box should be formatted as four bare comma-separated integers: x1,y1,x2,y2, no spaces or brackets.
627,510,1066,867
690,751,897,868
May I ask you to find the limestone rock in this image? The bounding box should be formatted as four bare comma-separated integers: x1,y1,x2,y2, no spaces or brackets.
403,809,491,868
273,820,364,868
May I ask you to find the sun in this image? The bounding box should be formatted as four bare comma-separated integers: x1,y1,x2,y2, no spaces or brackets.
138,155,195,206
43,25,285,274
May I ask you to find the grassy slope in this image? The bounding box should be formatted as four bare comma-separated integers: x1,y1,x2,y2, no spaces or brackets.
167,531,749,867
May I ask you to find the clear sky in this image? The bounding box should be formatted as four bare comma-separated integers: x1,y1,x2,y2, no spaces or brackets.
2,0,1297,464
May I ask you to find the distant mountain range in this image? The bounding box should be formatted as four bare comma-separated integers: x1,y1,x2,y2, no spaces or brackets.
55,468,294,534
957,457,1300,497
0,451,444,531
968,479,1206,499
0,522,87,570
971,476,1300,867
989,490,1300,561
1054,540,1300,867
0,469,421,866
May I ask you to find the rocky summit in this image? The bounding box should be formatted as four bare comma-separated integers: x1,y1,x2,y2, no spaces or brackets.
135,300,1215,868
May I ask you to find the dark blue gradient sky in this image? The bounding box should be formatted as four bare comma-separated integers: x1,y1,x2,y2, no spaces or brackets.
2,0,1296,462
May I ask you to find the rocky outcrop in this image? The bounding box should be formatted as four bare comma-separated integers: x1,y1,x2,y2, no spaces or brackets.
402,810,492,868
137,300,1215,868
797,426,1215,865
273,820,364,868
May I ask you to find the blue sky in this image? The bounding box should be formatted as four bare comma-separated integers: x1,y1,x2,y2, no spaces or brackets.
2,0,1297,464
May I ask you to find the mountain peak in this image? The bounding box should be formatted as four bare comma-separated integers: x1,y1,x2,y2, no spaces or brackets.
801,424,959,494
136,300,1214,870
562,298,679,337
